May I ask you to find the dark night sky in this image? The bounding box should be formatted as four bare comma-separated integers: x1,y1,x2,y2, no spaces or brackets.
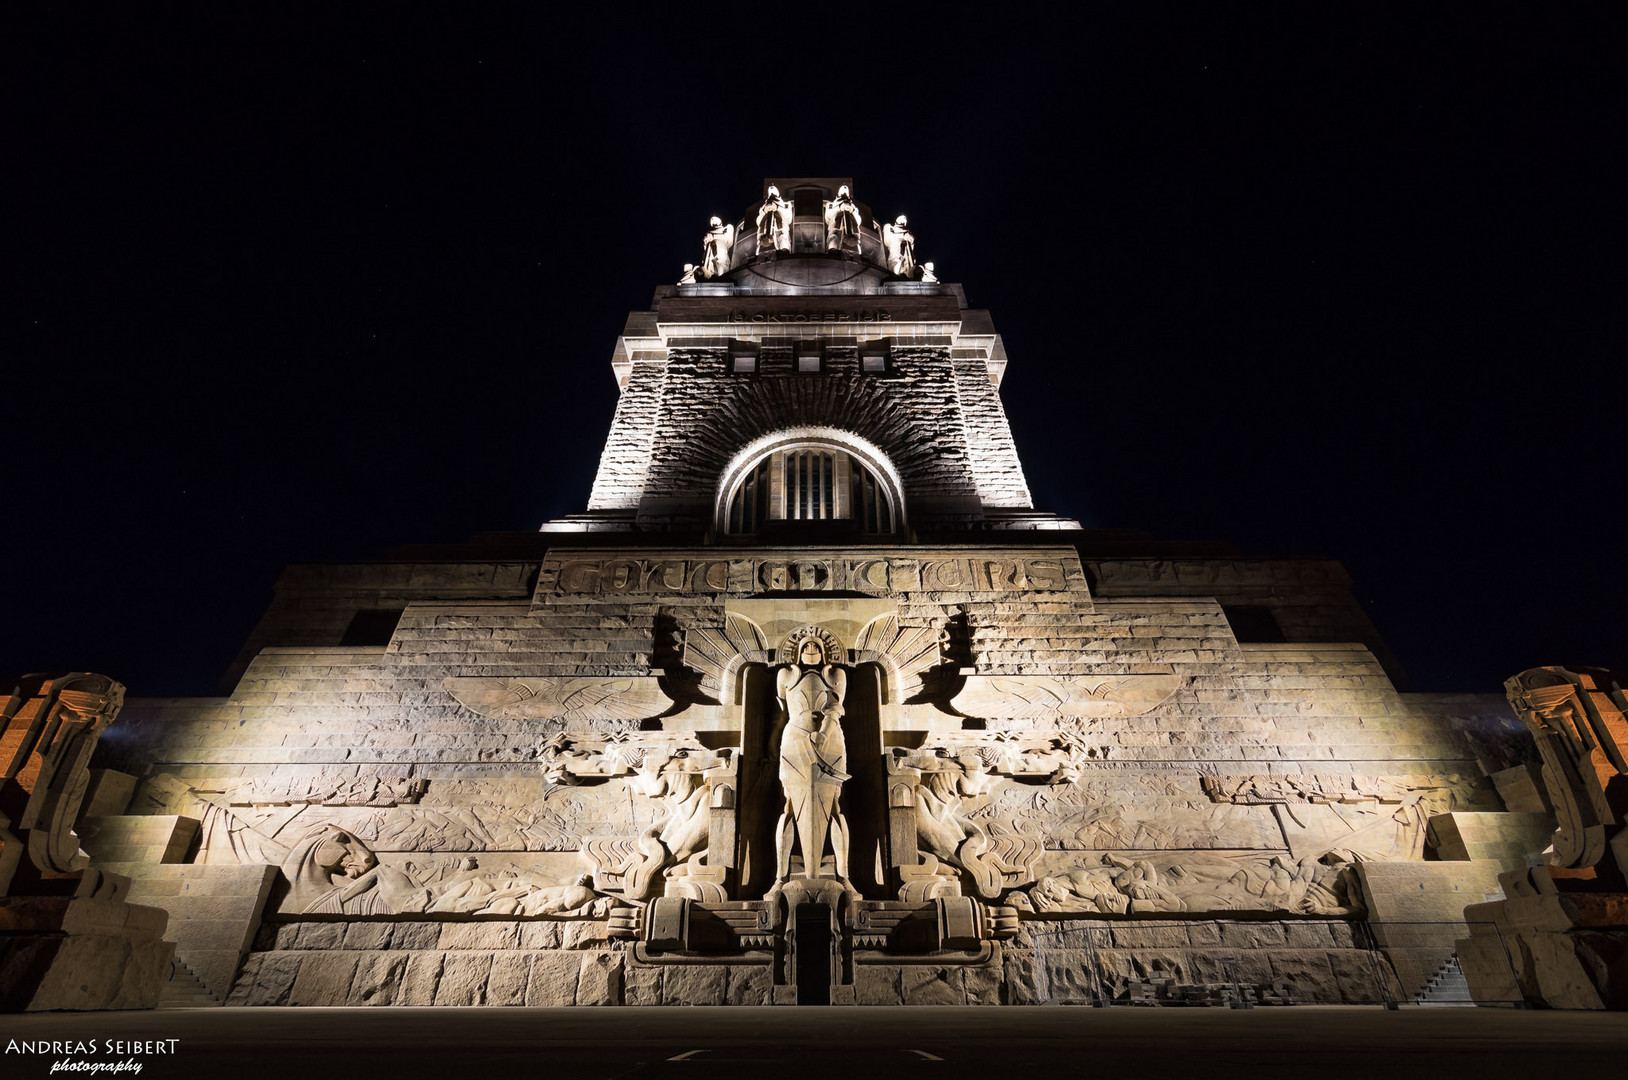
7,7,1625,697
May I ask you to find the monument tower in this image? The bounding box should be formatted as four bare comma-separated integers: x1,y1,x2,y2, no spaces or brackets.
44,178,1554,1009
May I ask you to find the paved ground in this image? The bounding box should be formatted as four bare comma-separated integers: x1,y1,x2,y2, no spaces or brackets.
4,1006,1626,1080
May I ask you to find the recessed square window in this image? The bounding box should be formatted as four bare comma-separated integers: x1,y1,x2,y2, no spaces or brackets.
862,353,886,373
733,355,757,373
340,608,404,646
797,355,821,373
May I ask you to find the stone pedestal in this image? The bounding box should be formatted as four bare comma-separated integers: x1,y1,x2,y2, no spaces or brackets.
0,886,174,1011
1461,867,1628,1008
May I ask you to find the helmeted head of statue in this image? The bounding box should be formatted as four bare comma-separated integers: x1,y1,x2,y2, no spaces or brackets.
895,214,908,227
799,638,825,666
710,216,722,228
766,185,780,200
837,185,850,198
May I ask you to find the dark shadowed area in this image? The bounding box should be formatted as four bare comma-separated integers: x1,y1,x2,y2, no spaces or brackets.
8,8,1624,695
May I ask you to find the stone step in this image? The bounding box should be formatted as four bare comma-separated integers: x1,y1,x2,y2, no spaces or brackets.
1415,955,1474,1007
159,956,223,1009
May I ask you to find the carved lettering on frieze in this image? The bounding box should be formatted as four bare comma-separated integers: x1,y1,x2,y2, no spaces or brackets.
728,310,894,323
543,555,1078,597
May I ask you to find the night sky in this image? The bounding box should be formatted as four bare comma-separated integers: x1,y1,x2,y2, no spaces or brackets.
9,8,1624,697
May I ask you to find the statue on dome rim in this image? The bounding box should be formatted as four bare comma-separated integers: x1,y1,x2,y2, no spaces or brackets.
823,184,862,254
701,216,736,278
756,185,793,254
877,214,916,278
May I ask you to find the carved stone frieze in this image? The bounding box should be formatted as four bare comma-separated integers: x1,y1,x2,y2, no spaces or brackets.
549,736,739,901
444,676,672,721
885,738,1078,900
279,824,612,918
539,550,1082,599
949,672,1182,720
1026,850,1364,917
223,771,426,808
1203,771,1477,862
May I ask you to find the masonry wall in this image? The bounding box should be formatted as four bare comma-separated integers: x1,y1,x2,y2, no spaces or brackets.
586,345,1032,526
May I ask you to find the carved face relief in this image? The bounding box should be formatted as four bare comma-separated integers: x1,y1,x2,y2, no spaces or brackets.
312,832,377,880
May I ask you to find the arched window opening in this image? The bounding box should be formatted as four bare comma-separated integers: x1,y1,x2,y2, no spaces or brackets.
725,446,895,535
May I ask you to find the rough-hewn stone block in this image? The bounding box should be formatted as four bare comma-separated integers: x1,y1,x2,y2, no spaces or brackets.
854,964,903,1005
526,952,580,1006
433,952,492,1005
577,952,625,1005
288,951,357,1006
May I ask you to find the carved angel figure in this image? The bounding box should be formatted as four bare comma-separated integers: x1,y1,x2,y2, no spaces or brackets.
769,635,858,899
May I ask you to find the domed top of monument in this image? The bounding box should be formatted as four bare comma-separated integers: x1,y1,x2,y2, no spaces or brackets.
682,177,943,297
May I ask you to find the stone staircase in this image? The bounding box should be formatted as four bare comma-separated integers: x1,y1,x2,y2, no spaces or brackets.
75,788,279,1006
160,955,223,1008
1414,954,1473,1006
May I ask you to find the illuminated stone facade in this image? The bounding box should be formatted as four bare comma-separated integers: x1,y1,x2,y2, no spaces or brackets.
82,178,1551,1007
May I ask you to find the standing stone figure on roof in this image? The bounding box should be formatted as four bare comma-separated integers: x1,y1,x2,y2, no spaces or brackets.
769,633,858,901
701,216,736,278
823,184,862,254
756,185,793,254
876,214,916,277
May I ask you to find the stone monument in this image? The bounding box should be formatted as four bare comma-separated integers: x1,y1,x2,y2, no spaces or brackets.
69,177,1557,1008
1458,667,1628,1008
0,673,173,1010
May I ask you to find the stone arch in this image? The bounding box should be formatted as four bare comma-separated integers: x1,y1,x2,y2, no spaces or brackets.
714,425,906,535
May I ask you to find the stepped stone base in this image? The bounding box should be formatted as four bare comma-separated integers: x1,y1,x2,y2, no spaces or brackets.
0,895,175,1011
229,917,1404,1006
1428,812,1554,870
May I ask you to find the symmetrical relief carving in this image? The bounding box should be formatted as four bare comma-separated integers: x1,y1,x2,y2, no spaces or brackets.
569,738,739,902
1504,666,1628,870
853,613,945,703
1202,771,1477,861
683,613,768,703
444,675,672,722
1025,851,1363,917
948,672,1183,720
1,672,126,892
886,736,1087,900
